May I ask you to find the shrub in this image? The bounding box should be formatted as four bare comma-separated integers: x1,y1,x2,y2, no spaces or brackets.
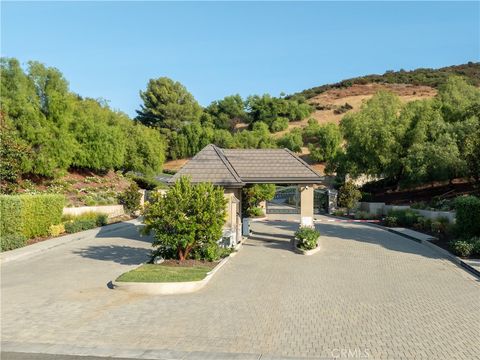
96,213,108,226
64,219,97,234
118,182,142,215
387,209,420,227
1,234,27,251
413,217,432,232
451,240,474,257
295,226,320,250
338,181,361,213
199,243,233,262
270,117,289,133
243,184,275,216
454,196,480,238
49,224,65,237
333,209,346,217
471,237,480,256
384,216,398,227
143,177,227,261
354,211,377,220
62,212,108,231
0,194,65,245
248,207,264,217
130,175,161,190
430,217,450,235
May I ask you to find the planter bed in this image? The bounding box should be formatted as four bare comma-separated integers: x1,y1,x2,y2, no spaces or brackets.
116,260,217,283
113,252,237,295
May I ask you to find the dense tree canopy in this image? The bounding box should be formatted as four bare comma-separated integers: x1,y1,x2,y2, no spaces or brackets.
246,94,313,131
135,77,202,131
205,94,247,130
334,77,480,186
0,57,166,185
2,56,478,194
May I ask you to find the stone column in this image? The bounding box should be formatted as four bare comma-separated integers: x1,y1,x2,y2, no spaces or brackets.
300,184,314,227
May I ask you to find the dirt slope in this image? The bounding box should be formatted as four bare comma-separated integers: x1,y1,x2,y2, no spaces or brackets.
277,84,436,137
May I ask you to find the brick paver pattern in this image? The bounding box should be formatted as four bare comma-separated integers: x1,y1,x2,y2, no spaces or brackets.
2,217,479,359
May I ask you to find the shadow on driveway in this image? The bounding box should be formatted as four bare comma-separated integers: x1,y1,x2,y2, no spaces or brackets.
73,222,154,265
73,244,151,265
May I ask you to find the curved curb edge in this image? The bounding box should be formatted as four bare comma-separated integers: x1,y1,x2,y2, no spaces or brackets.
113,251,237,295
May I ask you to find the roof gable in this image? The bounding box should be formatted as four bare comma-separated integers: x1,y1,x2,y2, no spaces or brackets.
169,145,324,186
169,145,243,187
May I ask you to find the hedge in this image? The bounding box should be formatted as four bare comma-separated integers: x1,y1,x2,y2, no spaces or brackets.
455,196,480,238
0,194,65,250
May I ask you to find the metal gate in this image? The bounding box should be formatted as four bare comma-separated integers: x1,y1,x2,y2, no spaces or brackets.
314,189,328,214
266,186,300,214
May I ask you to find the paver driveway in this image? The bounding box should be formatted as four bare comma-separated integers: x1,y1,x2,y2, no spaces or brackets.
1,216,479,359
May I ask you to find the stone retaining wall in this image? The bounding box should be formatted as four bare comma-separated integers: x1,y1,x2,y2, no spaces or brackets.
63,205,125,218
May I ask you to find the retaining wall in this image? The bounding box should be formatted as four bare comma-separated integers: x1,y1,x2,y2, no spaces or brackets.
63,205,125,218
359,202,455,223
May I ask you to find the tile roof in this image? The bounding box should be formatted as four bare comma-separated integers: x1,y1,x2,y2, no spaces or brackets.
169,144,324,186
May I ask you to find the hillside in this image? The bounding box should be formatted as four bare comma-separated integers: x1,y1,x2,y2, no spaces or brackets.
164,63,480,172
290,62,480,100
275,83,437,138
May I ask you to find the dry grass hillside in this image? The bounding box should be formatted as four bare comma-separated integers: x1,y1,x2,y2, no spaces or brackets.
163,83,438,172
276,83,436,137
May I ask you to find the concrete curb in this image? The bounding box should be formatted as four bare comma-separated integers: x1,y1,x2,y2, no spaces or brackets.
0,341,266,360
292,237,321,256
0,219,139,264
249,216,268,222
113,251,237,295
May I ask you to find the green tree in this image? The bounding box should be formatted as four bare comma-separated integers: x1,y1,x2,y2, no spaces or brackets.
338,181,361,213
307,123,342,162
246,94,312,130
143,177,227,261
233,122,276,149
438,76,480,123
206,94,247,130
400,100,466,185
340,91,405,179
277,129,303,152
124,123,166,176
0,58,75,177
70,98,126,172
243,184,276,216
270,117,289,133
136,77,202,131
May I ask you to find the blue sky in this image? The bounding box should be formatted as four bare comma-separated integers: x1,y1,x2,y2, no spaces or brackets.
2,1,479,117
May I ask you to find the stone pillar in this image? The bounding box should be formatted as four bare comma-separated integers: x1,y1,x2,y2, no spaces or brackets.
300,184,314,227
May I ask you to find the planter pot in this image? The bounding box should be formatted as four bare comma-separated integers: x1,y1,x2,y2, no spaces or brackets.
292,237,321,256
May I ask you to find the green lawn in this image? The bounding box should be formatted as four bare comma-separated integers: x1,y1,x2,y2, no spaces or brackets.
116,264,214,283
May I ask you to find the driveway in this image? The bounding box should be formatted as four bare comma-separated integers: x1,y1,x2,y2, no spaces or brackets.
1,216,479,359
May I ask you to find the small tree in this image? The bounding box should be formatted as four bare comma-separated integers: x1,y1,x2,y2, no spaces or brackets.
143,176,227,261
338,181,361,214
243,184,276,216
118,182,142,215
